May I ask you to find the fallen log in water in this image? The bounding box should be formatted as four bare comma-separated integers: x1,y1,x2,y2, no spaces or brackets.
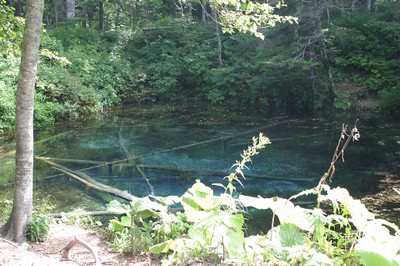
118,129,155,195
37,158,138,202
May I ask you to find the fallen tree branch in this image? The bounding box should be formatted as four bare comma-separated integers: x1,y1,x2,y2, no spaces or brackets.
118,129,155,195
62,236,101,266
0,237,20,248
49,210,120,218
37,158,138,202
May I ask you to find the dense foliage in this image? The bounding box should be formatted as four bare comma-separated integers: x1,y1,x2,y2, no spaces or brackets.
0,0,399,132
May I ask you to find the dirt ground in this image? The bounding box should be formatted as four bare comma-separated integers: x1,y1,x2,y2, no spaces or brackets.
0,222,156,266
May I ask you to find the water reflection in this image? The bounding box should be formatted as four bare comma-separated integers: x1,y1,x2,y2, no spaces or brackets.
1,106,399,215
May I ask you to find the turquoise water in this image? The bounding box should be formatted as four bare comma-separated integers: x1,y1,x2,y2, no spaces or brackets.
1,106,399,225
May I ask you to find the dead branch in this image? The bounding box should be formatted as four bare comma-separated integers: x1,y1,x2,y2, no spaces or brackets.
37,158,138,202
0,237,20,248
49,210,120,218
62,236,101,266
317,120,360,188
118,129,155,195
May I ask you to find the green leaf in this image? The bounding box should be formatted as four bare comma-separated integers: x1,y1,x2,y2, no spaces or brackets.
181,180,217,213
136,209,160,220
150,240,175,254
107,200,129,215
276,223,305,247
239,195,313,231
120,215,132,227
109,220,127,231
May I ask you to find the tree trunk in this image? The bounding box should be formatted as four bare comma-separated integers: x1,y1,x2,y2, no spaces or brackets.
351,0,358,12
187,3,193,20
82,6,87,28
115,0,120,26
367,0,372,12
53,0,60,27
0,0,43,244
66,0,75,19
10,0,21,16
168,0,176,18
99,0,104,31
135,1,140,24
314,0,335,106
202,4,206,23
212,9,223,66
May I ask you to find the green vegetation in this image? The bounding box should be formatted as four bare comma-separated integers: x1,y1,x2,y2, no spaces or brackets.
1,1,399,133
0,199,12,224
1,0,399,262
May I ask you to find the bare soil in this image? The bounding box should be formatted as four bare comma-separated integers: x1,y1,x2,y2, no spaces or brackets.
0,222,157,266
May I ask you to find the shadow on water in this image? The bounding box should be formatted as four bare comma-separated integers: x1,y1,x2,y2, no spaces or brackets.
1,105,399,232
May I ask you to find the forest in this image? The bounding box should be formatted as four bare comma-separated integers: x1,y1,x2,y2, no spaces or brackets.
1,0,400,265
0,0,399,134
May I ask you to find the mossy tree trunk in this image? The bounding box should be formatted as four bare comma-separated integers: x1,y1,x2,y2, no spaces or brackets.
0,0,44,244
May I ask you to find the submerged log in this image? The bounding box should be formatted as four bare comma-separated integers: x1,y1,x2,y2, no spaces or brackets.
37,158,138,202
118,129,155,195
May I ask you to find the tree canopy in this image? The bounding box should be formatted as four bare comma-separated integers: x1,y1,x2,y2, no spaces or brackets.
0,0,398,133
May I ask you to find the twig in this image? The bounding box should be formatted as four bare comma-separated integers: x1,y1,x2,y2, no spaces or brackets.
317,120,360,189
0,237,20,248
393,188,400,195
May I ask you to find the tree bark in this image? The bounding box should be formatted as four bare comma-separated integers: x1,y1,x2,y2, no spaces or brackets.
53,0,59,27
367,0,372,12
201,2,207,23
314,0,335,106
10,0,21,16
0,0,44,244
212,9,223,66
351,0,358,12
66,0,75,19
99,0,104,31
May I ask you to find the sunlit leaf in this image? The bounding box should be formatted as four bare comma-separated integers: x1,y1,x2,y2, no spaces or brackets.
150,240,175,254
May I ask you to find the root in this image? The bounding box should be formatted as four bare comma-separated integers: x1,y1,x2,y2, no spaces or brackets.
62,236,101,266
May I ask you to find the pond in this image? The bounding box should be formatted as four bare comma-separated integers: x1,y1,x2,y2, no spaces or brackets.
1,105,399,230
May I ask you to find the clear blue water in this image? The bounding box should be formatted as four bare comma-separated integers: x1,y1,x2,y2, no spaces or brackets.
1,105,399,228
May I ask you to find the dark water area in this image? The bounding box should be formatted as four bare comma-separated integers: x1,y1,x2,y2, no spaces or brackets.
1,105,399,232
